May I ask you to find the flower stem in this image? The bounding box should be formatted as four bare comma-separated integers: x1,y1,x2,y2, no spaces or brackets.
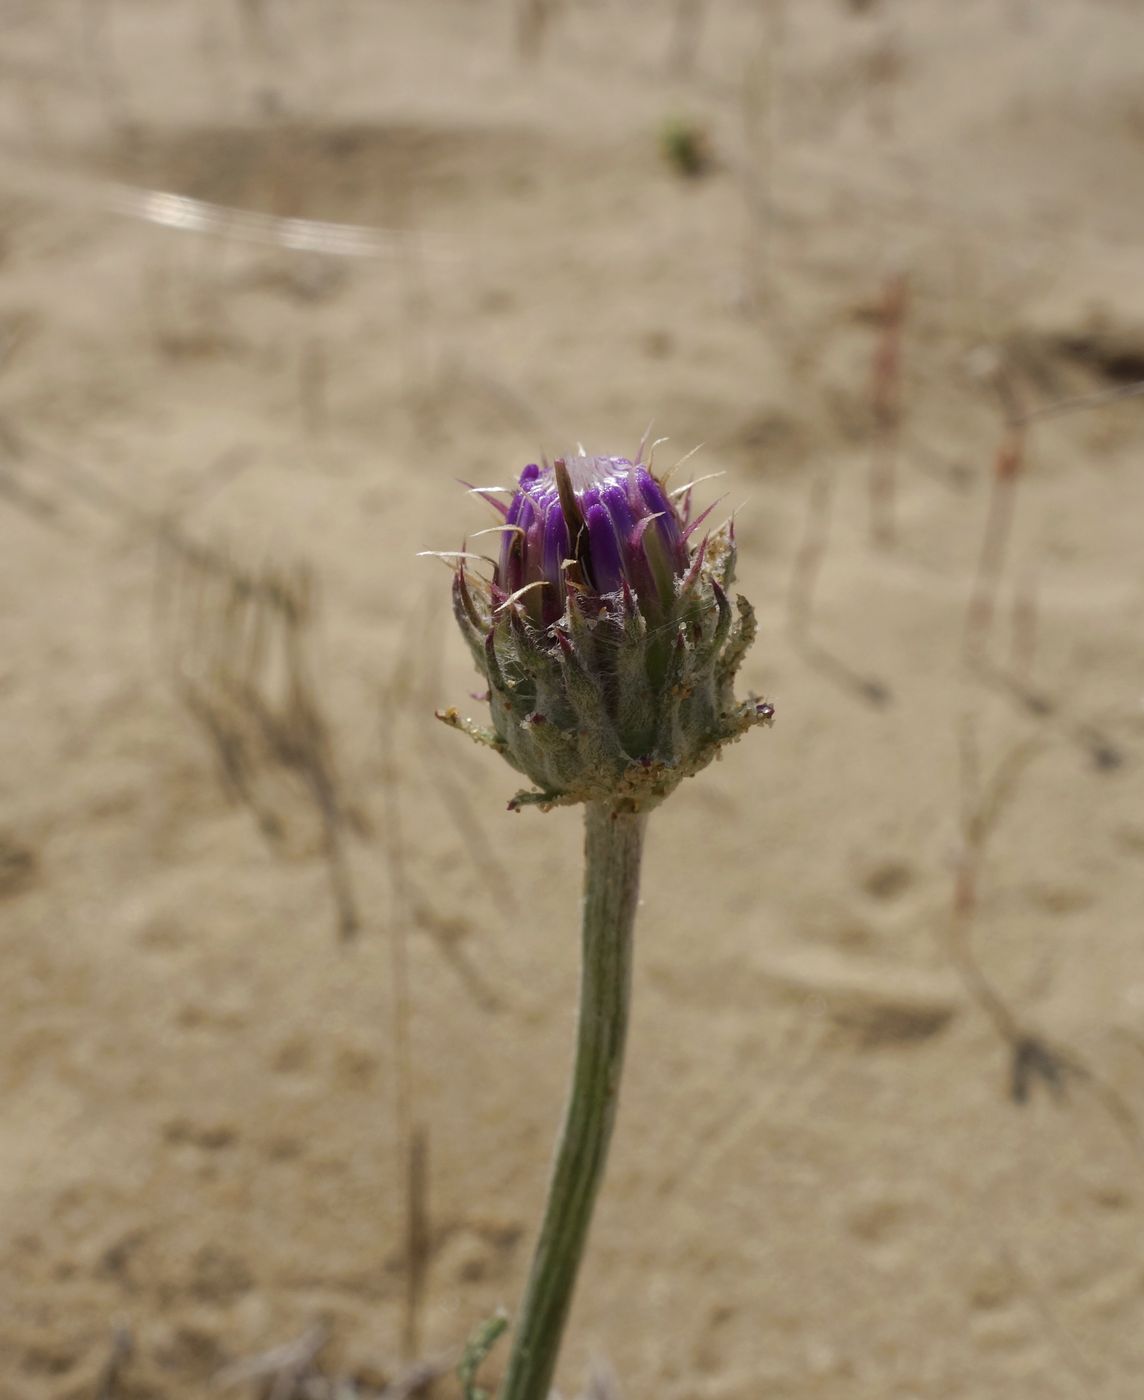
499,801,647,1400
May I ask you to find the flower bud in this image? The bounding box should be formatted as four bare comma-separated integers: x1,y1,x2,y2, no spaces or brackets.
441,451,771,811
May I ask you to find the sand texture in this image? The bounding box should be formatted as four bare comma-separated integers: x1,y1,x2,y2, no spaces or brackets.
1,2,1143,1397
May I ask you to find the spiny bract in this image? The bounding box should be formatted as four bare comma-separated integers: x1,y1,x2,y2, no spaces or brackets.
439,450,772,812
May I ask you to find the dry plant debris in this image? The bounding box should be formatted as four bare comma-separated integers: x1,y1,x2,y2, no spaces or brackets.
157,530,366,940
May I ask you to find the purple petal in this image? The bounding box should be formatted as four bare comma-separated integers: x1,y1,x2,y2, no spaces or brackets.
500,493,537,593
541,501,571,621
637,468,687,560
636,467,673,518
578,484,602,517
491,454,694,622
600,482,636,539
585,503,624,594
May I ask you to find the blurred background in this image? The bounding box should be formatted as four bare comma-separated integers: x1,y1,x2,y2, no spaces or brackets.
2,2,1143,1397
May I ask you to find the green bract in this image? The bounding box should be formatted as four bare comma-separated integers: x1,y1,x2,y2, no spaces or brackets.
440,453,772,813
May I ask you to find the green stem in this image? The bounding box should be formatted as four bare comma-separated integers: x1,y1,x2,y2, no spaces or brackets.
498,801,647,1400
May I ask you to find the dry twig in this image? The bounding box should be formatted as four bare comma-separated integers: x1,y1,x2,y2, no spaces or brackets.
158,533,365,939
785,466,890,707
948,720,1142,1157
963,404,1024,666
963,366,1133,769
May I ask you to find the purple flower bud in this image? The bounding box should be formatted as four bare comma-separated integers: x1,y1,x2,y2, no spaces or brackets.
497,456,689,628
444,445,772,813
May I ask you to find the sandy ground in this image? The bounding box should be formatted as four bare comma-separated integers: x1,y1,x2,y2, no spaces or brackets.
2,2,1144,1397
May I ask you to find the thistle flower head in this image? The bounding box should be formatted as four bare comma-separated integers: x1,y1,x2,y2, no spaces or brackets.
497,456,689,628
442,448,772,812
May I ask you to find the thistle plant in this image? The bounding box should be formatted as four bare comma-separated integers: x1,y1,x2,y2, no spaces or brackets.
436,448,772,1400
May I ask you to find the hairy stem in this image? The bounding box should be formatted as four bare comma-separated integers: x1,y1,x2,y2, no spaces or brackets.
499,801,647,1400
